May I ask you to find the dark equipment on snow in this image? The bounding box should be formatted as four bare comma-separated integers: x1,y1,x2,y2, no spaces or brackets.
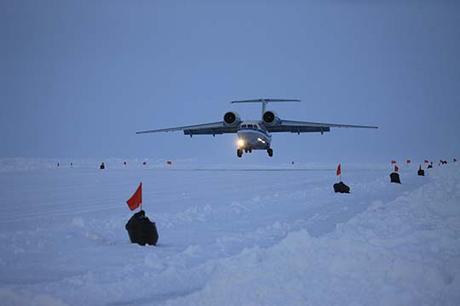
418,165,425,176
100,162,105,170
333,181,350,193
427,164,433,169
125,210,159,246
390,172,401,184
142,161,147,165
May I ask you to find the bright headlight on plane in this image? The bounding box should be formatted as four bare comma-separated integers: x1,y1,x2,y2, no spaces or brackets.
237,138,245,148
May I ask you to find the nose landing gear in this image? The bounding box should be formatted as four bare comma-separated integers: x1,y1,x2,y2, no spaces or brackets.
237,148,272,158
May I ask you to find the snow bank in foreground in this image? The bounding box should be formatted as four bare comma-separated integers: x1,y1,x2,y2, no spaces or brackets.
165,166,460,306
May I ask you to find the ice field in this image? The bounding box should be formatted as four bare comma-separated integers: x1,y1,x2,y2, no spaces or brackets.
0,159,459,306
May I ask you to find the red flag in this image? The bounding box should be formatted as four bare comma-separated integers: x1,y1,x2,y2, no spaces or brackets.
336,163,341,176
394,165,399,172
424,160,429,163
127,183,142,211
391,160,397,164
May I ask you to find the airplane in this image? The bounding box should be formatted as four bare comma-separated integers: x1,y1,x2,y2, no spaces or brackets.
136,99,378,158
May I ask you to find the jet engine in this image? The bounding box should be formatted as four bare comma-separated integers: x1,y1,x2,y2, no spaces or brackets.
262,111,280,126
223,111,241,127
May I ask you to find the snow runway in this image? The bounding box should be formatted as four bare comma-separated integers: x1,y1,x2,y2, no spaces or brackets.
0,161,459,305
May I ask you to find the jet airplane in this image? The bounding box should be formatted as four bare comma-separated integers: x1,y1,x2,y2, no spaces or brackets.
136,99,377,158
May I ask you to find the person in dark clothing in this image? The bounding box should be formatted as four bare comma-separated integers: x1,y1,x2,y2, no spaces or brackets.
125,210,159,246
100,162,105,170
417,165,425,176
390,172,401,184
333,181,350,193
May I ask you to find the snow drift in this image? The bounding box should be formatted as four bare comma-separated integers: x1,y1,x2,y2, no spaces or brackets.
0,161,459,306
165,166,460,306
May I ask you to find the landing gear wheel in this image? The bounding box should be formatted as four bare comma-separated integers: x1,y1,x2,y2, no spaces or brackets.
267,148,273,157
237,149,243,158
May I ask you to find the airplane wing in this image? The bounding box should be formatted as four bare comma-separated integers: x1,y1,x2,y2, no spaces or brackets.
136,121,238,136
266,120,378,133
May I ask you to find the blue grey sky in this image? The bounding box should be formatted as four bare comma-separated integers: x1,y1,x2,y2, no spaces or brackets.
1,0,459,163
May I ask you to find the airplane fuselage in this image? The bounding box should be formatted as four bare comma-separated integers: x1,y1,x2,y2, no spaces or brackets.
236,121,271,152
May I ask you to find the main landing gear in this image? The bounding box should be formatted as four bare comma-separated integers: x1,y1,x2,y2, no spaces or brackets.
267,148,273,157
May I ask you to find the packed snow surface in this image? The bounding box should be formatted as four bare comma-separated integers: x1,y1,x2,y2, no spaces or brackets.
0,160,459,305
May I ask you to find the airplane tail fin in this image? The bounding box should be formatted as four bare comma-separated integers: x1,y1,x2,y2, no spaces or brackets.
230,98,300,116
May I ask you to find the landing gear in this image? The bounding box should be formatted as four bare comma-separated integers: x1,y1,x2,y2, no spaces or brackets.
267,148,273,157
237,149,243,158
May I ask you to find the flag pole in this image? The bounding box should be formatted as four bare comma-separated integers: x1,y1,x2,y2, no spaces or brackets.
340,163,342,182
140,182,143,211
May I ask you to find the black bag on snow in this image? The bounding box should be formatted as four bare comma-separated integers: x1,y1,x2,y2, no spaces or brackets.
333,181,350,193
418,166,425,176
125,210,159,246
390,172,401,184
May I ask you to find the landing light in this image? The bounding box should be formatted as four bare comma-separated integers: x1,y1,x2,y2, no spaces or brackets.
237,138,245,148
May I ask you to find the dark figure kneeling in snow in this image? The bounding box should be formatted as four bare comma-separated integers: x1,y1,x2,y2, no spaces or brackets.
125,210,159,246
333,181,350,193
418,165,425,176
390,172,401,184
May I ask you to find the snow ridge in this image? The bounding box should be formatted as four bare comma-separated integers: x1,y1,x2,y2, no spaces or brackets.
163,167,460,306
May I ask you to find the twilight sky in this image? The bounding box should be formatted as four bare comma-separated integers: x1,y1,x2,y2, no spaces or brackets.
1,0,459,164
